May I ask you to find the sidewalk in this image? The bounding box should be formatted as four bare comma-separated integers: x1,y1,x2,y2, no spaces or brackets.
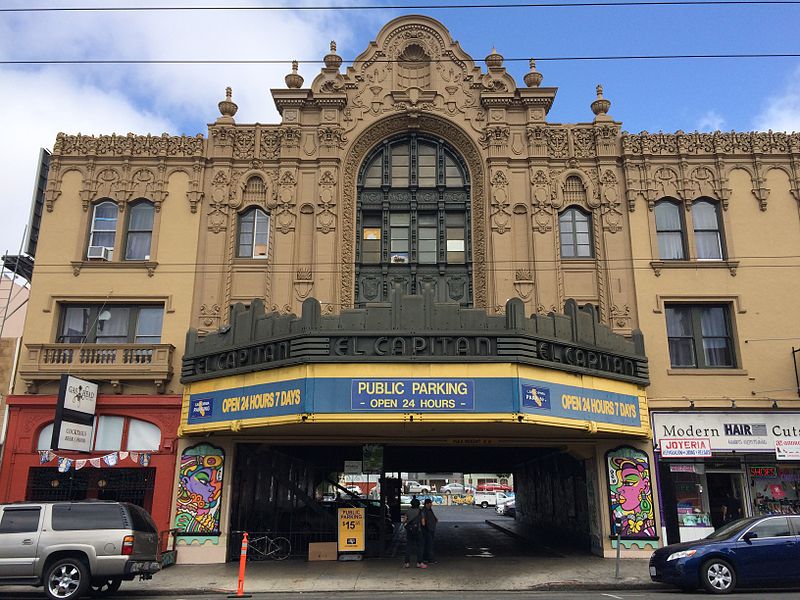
118,554,656,595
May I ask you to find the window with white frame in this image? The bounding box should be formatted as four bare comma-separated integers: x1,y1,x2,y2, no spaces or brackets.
559,206,593,258
58,304,163,344
237,207,270,258
38,417,161,451
89,201,118,258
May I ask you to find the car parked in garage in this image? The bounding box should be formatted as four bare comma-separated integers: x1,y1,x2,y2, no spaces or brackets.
650,515,800,594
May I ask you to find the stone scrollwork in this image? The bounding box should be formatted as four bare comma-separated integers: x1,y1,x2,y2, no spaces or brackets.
317,126,347,149
233,128,256,160
207,169,230,234
490,170,511,233
276,170,298,234
598,170,623,233
529,169,553,233
53,132,205,158
478,125,510,149
317,169,337,233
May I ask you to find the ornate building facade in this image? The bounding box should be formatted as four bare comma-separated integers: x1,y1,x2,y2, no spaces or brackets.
3,14,799,563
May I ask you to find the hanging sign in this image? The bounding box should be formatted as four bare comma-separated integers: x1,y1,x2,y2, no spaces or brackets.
337,507,365,553
344,460,362,475
660,438,712,458
51,375,98,452
775,438,800,460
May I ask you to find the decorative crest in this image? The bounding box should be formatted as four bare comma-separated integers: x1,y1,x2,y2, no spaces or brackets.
217,87,238,124
591,84,612,120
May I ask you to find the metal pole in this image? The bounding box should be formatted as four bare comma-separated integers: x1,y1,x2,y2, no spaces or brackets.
0,226,27,339
614,518,622,580
792,347,800,397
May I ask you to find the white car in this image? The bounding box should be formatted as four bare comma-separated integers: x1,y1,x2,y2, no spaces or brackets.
474,490,513,508
440,482,466,494
406,480,431,494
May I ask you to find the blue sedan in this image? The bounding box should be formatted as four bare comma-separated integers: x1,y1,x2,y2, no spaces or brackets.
650,515,800,594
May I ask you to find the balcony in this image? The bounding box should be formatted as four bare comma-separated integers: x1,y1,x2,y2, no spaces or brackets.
19,343,174,394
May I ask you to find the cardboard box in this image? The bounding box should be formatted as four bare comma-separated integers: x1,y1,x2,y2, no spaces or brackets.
308,542,337,561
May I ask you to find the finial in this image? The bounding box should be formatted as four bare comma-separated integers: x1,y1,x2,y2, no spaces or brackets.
217,86,238,123
285,60,304,89
591,83,611,119
324,40,342,71
523,58,543,88
485,47,504,69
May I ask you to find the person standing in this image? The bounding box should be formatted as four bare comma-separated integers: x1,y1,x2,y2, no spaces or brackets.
403,498,427,568
422,497,438,564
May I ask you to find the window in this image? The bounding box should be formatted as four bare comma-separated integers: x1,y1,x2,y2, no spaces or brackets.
52,504,125,530
89,201,118,257
0,508,40,533
693,199,723,260
127,504,157,533
237,207,270,258
38,417,162,452
58,304,164,344
655,199,686,260
665,304,735,368
356,134,471,305
559,207,593,258
124,200,155,260
747,518,792,539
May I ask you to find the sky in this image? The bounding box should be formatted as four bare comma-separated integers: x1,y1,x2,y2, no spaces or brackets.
1,0,798,257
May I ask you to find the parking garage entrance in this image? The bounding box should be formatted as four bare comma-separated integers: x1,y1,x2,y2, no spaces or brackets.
225,442,596,561
176,294,658,563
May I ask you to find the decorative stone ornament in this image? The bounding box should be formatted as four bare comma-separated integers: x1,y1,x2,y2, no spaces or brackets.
485,47,504,69
591,84,612,120
523,58,543,88
217,87,238,124
324,41,342,71
285,60,304,89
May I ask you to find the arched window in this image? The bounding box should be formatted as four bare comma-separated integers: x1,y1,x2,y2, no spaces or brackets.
654,199,686,260
693,199,723,259
237,207,270,258
89,200,118,258
124,200,155,260
356,134,471,305
242,176,267,204
559,207,593,258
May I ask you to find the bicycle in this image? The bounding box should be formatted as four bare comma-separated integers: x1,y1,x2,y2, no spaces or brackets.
246,532,291,561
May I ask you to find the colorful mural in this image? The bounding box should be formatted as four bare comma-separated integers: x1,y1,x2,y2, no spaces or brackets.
175,443,224,535
606,446,656,539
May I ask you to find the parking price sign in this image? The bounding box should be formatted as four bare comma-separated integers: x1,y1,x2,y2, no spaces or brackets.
337,507,365,553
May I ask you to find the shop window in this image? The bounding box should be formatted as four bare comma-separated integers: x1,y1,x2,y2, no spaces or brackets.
693,199,724,260
654,199,686,260
37,417,162,452
88,200,118,259
127,419,161,451
672,470,712,529
0,507,41,533
752,466,800,515
665,304,735,368
747,517,792,538
237,207,270,259
124,200,155,260
559,206,593,258
57,304,163,344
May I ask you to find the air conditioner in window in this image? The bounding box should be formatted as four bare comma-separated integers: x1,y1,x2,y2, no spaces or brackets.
87,246,111,260
254,244,268,257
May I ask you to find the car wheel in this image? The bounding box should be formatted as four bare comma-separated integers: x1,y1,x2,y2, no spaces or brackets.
701,558,736,594
90,578,122,596
45,557,90,600
481,501,489,508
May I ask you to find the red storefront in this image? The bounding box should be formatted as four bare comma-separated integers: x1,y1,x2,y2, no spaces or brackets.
0,394,180,533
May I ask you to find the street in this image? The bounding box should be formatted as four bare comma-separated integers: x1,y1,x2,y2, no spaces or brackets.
6,591,800,599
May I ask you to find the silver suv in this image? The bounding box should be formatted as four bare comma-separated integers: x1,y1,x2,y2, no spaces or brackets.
0,501,161,599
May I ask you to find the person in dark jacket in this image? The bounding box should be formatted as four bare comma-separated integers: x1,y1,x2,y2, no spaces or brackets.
422,497,439,563
403,498,427,568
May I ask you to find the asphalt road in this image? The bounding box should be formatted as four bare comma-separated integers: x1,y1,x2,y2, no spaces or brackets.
9,591,799,599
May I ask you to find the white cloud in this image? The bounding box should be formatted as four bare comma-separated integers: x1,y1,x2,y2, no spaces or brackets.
0,67,175,253
0,2,363,255
696,109,726,132
754,66,800,133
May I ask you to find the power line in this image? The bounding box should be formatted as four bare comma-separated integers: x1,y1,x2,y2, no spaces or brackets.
4,1,800,12
3,53,800,65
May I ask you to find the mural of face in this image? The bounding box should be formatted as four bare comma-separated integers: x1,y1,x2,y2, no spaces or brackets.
175,445,224,535
182,463,218,507
607,447,656,539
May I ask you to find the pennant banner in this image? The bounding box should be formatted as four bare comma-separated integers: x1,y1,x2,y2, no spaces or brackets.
41,450,157,473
